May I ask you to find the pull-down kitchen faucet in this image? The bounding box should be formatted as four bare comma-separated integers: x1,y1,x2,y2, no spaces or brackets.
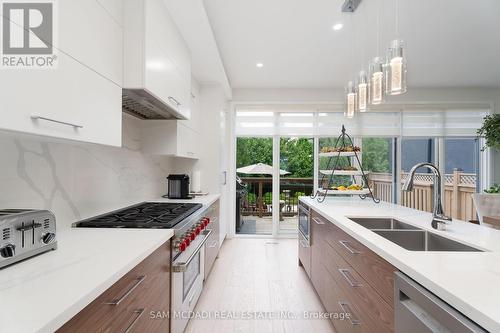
402,163,452,230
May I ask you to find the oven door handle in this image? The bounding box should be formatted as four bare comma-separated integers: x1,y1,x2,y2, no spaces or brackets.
172,229,212,273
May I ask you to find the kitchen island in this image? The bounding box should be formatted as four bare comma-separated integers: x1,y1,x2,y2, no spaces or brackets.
299,196,500,332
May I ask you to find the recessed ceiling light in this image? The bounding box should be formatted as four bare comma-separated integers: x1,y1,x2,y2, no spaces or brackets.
256,62,264,68
332,23,343,31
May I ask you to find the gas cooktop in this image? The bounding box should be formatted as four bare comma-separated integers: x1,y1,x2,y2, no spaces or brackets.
75,202,202,229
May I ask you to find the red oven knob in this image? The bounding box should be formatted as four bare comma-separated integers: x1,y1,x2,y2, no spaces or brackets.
195,226,201,235
203,218,210,227
199,222,205,230
190,232,196,241
183,237,190,246
178,240,187,252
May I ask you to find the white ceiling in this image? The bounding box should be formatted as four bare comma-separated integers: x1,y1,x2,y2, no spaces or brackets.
203,0,500,89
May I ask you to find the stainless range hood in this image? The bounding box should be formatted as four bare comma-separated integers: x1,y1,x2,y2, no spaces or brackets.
122,89,188,120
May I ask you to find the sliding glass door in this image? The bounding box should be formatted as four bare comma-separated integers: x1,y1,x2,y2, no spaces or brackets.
235,137,273,235
279,137,313,234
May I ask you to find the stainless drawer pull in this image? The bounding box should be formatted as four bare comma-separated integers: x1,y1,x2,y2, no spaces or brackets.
339,268,363,287
339,240,361,255
208,241,218,248
31,115,83,129
104,275,146,305
168,96,181,106
299,239,309,248
339,301,361,325
123,308,145,333
312,217,325,225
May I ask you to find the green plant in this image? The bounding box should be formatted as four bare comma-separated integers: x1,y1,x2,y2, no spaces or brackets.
246,193,256,204
264,192,272,204
477,114,500,151
484,184,500,194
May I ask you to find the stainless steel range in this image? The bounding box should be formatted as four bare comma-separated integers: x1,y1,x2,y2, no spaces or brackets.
74,201,214,333
0,209,57,269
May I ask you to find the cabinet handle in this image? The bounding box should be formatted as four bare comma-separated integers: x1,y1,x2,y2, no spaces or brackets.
31,115,83,129
123,308,145,333
312,217,325,225
338,268,363,287
104,275,146,305
168,96,181,107
339,240,361,255
187,151,195,155
338,301,361,325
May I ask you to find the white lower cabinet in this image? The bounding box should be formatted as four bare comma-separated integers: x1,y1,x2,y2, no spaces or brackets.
0,52,122,146
141,120,199,158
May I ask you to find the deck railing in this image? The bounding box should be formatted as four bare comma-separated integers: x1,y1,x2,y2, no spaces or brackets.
240,170,478,222
369,170,477,221
239,177,313,218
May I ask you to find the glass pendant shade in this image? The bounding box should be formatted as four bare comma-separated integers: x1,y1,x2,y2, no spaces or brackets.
346,81,357,118
386,39,407,95
369,57,385,105
357,71,368,112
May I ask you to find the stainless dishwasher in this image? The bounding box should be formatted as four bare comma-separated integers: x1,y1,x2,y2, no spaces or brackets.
394,272,487,333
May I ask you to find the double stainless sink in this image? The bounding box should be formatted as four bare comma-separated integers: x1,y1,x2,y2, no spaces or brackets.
348,217,483,252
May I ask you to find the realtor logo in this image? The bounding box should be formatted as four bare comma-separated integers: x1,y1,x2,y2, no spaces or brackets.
1,0,57,68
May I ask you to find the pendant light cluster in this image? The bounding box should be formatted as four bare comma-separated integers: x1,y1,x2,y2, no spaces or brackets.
344,0,407,118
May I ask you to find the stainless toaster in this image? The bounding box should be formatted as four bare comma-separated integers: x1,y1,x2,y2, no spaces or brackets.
0,209,57,269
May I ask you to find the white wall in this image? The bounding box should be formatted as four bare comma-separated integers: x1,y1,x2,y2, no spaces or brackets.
0,114,174,229
233,87,500,183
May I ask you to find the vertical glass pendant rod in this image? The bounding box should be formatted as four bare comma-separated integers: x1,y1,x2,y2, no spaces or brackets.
370,0,385,105
386,0,407,95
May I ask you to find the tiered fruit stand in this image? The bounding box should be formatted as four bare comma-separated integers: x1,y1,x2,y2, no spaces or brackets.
311,125,380,203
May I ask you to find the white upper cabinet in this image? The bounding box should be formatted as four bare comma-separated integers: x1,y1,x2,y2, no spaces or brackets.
59,0,123,85
0,0,122,146
96,0,123,26
0,52,122,147
179,80,200,132
141,121,199,159
123,0,192,119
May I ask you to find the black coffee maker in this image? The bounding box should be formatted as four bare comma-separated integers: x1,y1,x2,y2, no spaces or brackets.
166,174,192,199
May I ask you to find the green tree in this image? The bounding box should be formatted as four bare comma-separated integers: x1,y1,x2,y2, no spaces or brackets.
236,137,273,169
280,138,313,177
362,138,391,172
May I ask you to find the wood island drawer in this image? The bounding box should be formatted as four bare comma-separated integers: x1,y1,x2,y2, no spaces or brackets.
57,241,171,333
322,241,393,333
324,219,396,306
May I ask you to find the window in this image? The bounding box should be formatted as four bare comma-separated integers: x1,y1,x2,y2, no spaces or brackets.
233,105,491,236
362,138,396,203
442,138,480,221
401,138,437,212
401,139,436,173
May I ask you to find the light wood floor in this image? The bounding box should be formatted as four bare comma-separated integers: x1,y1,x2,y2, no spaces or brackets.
185,238,335,333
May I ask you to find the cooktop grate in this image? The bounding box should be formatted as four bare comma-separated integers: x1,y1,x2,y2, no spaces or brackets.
75,202,202,229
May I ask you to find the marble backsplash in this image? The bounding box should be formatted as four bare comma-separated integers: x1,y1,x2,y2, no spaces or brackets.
0,115,174,229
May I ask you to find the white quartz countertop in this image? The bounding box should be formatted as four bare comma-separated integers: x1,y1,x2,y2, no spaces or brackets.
0,228,174,333
300,196,500,332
